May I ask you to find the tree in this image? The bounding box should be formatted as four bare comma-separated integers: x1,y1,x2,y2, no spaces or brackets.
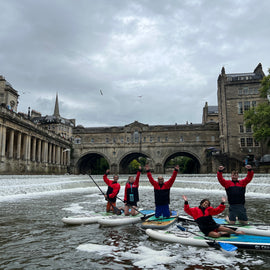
244,68,270,145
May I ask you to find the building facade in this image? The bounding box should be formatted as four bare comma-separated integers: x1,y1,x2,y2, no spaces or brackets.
217,63,268,166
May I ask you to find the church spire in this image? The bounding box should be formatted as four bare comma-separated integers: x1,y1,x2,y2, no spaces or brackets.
53,93,60,118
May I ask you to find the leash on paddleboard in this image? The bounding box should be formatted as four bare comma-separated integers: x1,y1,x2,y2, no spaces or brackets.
176,225,238,252
88,175,122,215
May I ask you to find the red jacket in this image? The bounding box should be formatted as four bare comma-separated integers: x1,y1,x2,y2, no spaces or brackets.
103,174,120,202
124,170,140,203
147,169,178,205
217,170,254,205
184,202,225,220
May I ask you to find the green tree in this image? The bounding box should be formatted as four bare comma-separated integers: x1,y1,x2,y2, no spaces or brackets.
244,68,270,145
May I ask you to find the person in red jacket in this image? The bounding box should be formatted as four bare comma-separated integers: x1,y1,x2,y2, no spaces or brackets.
182,195,244,237
217,165,254,225
124,166,142,216
146,164,179,218
103,169,121,213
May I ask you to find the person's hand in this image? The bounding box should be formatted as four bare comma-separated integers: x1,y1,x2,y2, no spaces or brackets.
145,164,150,171
106,169,110,174
221,197,226,203
104,195,108,201
139,166,142,170
245,164,252,170
175,165,179,170
218,165,225,171
182,195,187,201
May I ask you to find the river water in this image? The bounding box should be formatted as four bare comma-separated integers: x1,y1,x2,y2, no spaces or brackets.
0,174,269,270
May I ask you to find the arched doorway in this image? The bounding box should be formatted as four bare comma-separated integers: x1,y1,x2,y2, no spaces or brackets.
119,152,150,174
76,153,109,174
164,152,201,174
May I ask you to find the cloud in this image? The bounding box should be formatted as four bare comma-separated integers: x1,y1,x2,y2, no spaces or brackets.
1,0,269,127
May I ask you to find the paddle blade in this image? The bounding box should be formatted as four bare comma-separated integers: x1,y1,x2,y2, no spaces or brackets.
218,241,238,252
177,225,187,231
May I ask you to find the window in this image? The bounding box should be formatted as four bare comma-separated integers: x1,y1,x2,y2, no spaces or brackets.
133,131,139,143
240,138,245,147
246,138,253,146
246,125,252,133
106,138,109,143
255,140,259,147
243,87,248,95
211,136,215,142
196,136,200,142
244,101,250,111
74,137,81,144
180,136,183,142
239,125,244,133
238,88,242,95
252,101,256,107
238,102,243,114
91,138,94,143
121,137,124,143
165,136,168,142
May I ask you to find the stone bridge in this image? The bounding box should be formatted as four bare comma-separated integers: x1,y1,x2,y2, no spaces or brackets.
71,121,221,174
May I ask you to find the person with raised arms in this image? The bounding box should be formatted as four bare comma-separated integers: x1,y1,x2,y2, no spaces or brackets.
217,164,254,225
182,195,244,238
103,169,121,213
124,166,142,216
145,164,179,218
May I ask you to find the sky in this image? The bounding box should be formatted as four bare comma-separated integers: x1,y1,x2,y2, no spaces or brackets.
1,0,270,127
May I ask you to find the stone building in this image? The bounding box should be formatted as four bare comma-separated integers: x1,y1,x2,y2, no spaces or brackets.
217,63,268,167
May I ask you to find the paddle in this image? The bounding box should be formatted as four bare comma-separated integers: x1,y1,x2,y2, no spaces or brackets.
114,194,153,220
88,175,122,215
176,225,238,252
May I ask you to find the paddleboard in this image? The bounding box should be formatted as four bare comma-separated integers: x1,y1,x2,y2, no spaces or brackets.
98,209,155,226
146,229,270,252
141,210,178,229
178,215,270,237
62,212,115,225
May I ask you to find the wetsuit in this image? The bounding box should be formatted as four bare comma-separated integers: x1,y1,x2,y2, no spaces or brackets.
147,168,178,218
184,201,225,236
124,169,141,206
217,169,254,221
103,173,121,212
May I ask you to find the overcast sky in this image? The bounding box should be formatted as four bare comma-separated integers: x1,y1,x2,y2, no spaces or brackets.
1,0,269,127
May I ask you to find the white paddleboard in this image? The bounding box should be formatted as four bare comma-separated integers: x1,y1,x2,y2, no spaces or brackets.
98,210,155,227
178,215,270,237
62,212,114,225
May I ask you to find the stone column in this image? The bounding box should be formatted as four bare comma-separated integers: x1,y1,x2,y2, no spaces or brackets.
31,137,36,162
48,143,52,164
0,125,6,159
52,144,56,164
26,135,31,162
56,146,60,165
17,132,21,159
37,139,41,162
8,129,14,159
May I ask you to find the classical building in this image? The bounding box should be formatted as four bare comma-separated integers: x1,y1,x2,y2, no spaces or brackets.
0,82,71,174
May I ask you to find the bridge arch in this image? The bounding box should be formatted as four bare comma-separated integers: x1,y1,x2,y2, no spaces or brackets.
119,151,151,174
162,151,201,174
75,151,110,174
